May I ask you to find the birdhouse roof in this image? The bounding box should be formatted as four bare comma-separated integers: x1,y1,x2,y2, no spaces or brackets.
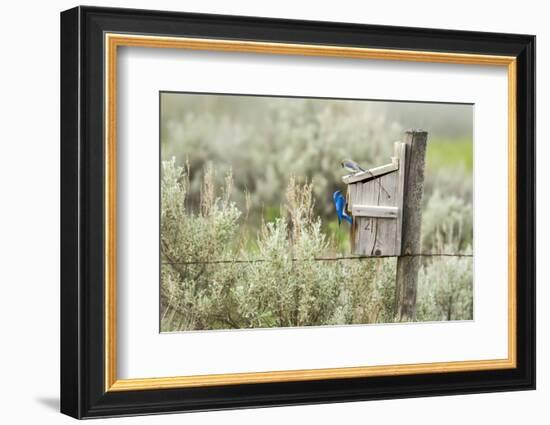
342,157,399,184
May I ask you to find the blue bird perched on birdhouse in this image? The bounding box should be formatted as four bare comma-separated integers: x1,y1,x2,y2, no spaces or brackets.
341,159,365,174
333,190,352,226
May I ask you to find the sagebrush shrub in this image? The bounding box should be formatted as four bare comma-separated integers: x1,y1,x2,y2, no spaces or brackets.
160,159,473,331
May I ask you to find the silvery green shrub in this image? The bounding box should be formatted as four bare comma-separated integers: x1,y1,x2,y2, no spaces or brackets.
160,159,473,332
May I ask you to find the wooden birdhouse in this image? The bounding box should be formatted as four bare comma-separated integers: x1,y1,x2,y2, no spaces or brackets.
343,131,428,257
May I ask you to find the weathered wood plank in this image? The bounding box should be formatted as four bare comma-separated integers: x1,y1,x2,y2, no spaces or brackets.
342,161,399,184
349,184,357,253
354,177,379,255
351,170,399,256
351,205,398,218
371,171,398,255
395,130,428,321
394,142,407,255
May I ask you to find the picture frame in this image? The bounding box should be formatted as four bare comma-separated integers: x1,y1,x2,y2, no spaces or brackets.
60,5,535,419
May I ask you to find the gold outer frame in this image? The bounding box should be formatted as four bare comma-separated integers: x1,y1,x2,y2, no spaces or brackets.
104,33,517,392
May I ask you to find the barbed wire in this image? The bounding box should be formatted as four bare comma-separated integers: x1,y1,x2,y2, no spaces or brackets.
161,252,473,266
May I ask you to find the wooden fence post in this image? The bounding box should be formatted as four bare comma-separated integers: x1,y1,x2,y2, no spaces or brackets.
395,130,428,321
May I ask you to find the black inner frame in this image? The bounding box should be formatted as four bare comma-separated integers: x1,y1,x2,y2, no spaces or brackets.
60,6,535,419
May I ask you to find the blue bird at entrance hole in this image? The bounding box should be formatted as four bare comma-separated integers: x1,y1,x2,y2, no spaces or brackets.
333,191,353,226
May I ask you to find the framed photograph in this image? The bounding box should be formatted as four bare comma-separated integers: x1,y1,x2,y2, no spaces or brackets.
60,6,535,419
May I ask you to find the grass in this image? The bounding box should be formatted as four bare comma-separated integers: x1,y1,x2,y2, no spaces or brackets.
426,138,473,173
